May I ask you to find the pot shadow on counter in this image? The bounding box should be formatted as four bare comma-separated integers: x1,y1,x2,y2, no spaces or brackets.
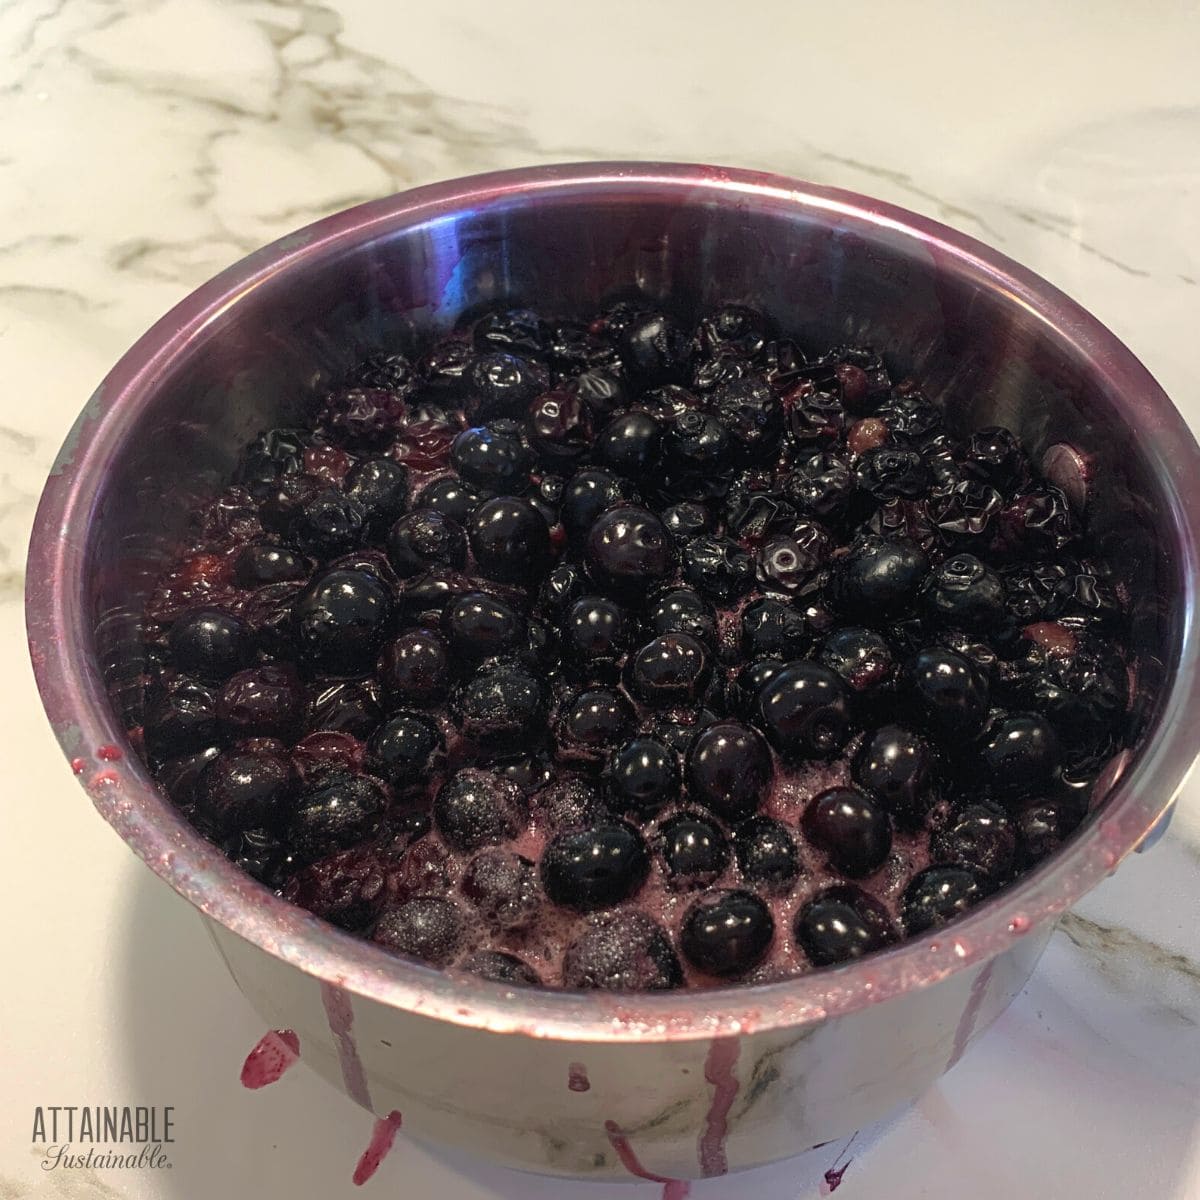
117,826,1200,1200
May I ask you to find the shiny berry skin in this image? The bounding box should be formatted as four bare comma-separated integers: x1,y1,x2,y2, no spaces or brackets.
924,554,1006,630
234,543,308,587
648,587,716,646
831,535,929,618
450,422,532,492
819,627,894,693
980,713,1060,797
908,646,990,737
558,689,634,753
307,678,381,736
655,811,730,889
236,427,308,492
367,712,441,785
932,802,1017,879
286,770,388,863
786,390,845,446
540,820,650,912
433,768,523,852
414,476,482,525
681,889,774,977
661,502,711,539
282,846,389,930
756,661,851,761
596,411,663,480
963,426,1027,491
526,389,592,462
563,595,633,664
853,725,935,821
803,787,893,877
561,909,682,990
473,308,544,356
347,350,418,394
782,451,855,520
217,664,305,739
293,569,393,674
468,496,551,584
146,677,218,751
606,736,680,814
386,509,468,578
733,815,800,892
855,447,929,499
1015,798,1083,866
530,779,610,832
444,591,524,662
540,562,588,614
619,312,692,384
372,896,467,966
756,526,830,594
698,304,769,357
585,505,673,593
713,377,783,461
462,950,541,986
902,865,989,934
663,410,732,485
794,887,894,966
194,749,294,836
467,352,550,420
560,469,639,537
168,609,249,681
686,721,772,822
461,848,540,930
288,490,366,558
378,629,449,706
345,458,409,532
451,661,545,746
681,536,754,601
627,634,710,706
741,598,808,661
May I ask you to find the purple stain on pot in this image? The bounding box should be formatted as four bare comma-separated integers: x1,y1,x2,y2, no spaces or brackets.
352,1110,404,1186
946,960,996,1071
567,1062,590,1092
605,1119,690,1197
820,1132,857,1194
321,982,372,1110
240,1029,300,1089
698,1036,740,1176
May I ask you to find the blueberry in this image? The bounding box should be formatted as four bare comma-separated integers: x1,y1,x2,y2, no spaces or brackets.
372,896,468,966
168,609,249,681
280,845,389,929
733,815,800,892
561,910,682,990
931,802,1016,879
286,770,388,862
713,377,783,461
627,634,710,706
925,554,1006,630
558,688,634,753
963,426,1027,491
980,713,1060,797
686,721,772,822
619,312,692,384
468,496,551,584
661,502,711,539
236,427,308,492
345,458,409,532
756,525,831,594
573,368,628,417
781,452,855,520
606,736,680,814
194,750,294,836
681,889,774,977
741,598,809,661
450,422,532,492
564,595,634,664
473,308,544,356
655,811,730,889
560,468,639,538
794,887,894,966
855,447,929,499
218,664,305,739
539,562,588,614
596,411,664,480
876,393,943,442
318,388,407,449
755,661,851,761
146,677,218,751
346,350,419,394
586,505,673,593
414,476,482,525
663,410,732,488
786,392,846,447
819,627,895,694
288,490,367,558
461,848,540,930
526,389,592,462
433,768,523,852
647,587,716,647
831,535,929,618
530,778,610,832
451,660,545,746
444,591,525,662
367,712,441,785
156,744,221,806
386,509,468,578
379,629,449,706
728,658,785,719
853,725,935,821
306,678,382,736
697,304,770,357
908,647,990,737
234,544,309,587
1015,798,1083,866
930,479,1003,540
462,950,542,986
541,820,650,911
681,536,754,601
803,787,893,877
293,569,393,675
467,352,550,420
902,865,989,934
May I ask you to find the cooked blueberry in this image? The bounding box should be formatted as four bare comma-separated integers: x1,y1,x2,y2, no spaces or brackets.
686,721,772,822
932,802,1016,879
656,811,730,889
794,887,894,966
288,490,366,558
627,634,710,707
733,815,800,892
451,660,545,746
218,664,305,739
444,591,525,661
698,304,770,357
318,388,406,449
663,410,732,487
596,411,663,480
234,543,308,587
819,627,895,693
980,713,1060,797
540,561,588,613
433,768,523,852
306,678,381,736
414,476,482,525
924,554,1006,630
346,350,418,394
541,820,650,911
564,595,634,664
681,889,774,977
293,569,393,674
462,950,541,986
286,770,388,862
367,712,441,785
345,458,409,531
619,312,692,384
1015,797,1084,866
803,787,893,877
146,677,218,751
558,689,634,752
572,367,627,416
648,587,716,646
450,422,532,492
586,505,673,593
876,393,943,442
379,629,449,706
855,447,929,499
562,909,682,990
853,725,935,821
787,391,846,446
963,426,1027,491
168,609,249,681
908,646,990,737
741,598,809,661
530,778,610,832
473,307,544,356
681,536,754,601
606,736,680,814
831,535,929,617
756,661,851,761
461,848,540,930
902,865,989,934
386,509,467,578
713,377,783,460
782,451,855,520
468,496,551,584
560,468,639,537
194,749,294,836
236,427,308,492
467,352,550,420
526,389,592,462
756,525,831,594
372,896,467,966
661,501,711,538
156,744,221,806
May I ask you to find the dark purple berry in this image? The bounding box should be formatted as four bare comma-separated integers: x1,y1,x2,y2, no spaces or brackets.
462,950,541,986
236,428,308,492
908,647,990,737
620,312,692,384
293,569,393,674
286,770,388,862
819,627,895,693
596,411,663,481
924,554,1006,630
319,388,406,449
541,820,650,911
655,811,730,889
168,609,249,681
686,721,772,822
697,304,770,357
661,502,711,539
855,447,929,499
451,660,545,746
853,725,935,821
414,476,482,525
530,779,609,832
562,909,682,990
713,377,783,461
980,713,1060,798
195,749,294,836
367,712,441,785
563,595,634,665
304,674,379,735
1015,798,1083,866
444,591,525,662
786,389,845,445
235,543,308,587
680,536,754,601
648,587,716,646
540,562,588,613
345,458,409,531
803,787,892,877
756,524,831,594
585,505,674,596
218,664,305,739
831,535,929,617
467,352,550,420
627,634,710,706
931,802,1016,879
433,768,523,852
794,887,894,966
450,422,532,492
461,848,540,930
379,629,449,706
347,351,418,394
468,496,551,584
741,598,808,661
606,736,680,814
283,846,389,930
557,688,634,754
385,509,467,578
472,308,544,356
733,815,799,892
756,661,851,761
288,490,366,558
526,389,592,462
681,889,774,977
902,865,989,934
146,677,218,751
782,451,854,520
963,426,1027,491
372,896,468,966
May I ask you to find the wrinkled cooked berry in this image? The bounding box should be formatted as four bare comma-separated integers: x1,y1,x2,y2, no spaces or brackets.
734,815,800,892
931,802,1016,879
433,768,523,852
656,811,730,889
286,771,388,863
741,598,809,661
451,661,545,746
372,896,468,965
283,847,389,930
681,536,754,601
461,848,540,930
467,352,550,420
218,664,305,739
902,865,989,934
561,910,682,990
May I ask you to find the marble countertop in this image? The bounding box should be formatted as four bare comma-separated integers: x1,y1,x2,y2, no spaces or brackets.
1,1,1199,1196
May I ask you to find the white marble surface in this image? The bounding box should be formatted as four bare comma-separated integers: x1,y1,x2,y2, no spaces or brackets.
1,0,1199,1196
